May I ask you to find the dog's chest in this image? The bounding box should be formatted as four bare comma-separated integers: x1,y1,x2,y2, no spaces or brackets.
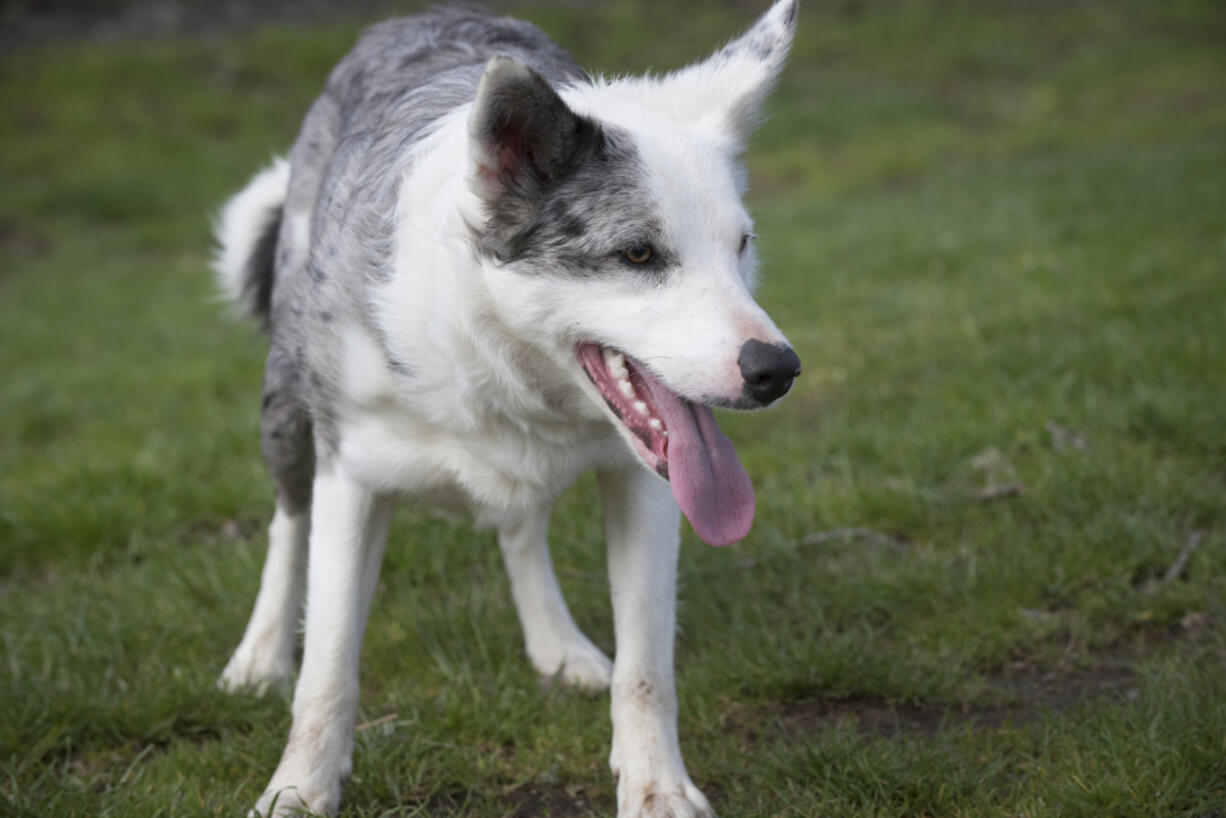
335,402,627,517
322,322,628,514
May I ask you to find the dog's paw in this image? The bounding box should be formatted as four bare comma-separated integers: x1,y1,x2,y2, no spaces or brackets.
251,776,341,817
617,778,715,818
535,636,613,693
219,647,292,695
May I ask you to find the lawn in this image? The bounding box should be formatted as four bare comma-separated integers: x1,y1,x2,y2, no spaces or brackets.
2,1,1225,815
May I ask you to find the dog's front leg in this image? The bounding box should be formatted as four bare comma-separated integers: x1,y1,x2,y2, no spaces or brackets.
498,503,613,691
598,467,714,818
253,468,395,818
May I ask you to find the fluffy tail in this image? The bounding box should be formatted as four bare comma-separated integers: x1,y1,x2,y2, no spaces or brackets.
212,157,289,326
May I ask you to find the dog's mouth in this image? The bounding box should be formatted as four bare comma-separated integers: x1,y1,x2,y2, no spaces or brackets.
577,343,755,547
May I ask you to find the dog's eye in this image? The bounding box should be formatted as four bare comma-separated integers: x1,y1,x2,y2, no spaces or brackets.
624,244,654,264
738,232,756,255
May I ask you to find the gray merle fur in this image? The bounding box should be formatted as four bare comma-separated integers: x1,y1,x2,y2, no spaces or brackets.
260,345,314,512
255,5,593,470
510,126,669,277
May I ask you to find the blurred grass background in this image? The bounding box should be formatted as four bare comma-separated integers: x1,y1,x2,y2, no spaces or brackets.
2,1,1225,815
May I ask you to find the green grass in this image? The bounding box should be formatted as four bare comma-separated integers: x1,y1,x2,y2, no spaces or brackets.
3,1,1226,815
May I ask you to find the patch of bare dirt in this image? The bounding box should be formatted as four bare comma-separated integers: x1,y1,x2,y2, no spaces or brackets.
393,779,607,818
735,659,1139,744
503,783,603,818
0,219,52,260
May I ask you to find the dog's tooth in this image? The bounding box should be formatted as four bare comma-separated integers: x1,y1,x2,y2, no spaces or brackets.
618,379,636,399
649,417,663,431
602,350,629,380
634,401,649,416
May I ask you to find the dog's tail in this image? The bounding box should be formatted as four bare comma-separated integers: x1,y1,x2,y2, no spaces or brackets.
212,157,289,327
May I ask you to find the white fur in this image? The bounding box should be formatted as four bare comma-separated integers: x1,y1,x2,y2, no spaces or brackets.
220,504,307,693
600,467,713,818
583,0,795,148
211,156,289,317
225,3,799,817
364,93,787,496
254,470,395,817
499,503,613,690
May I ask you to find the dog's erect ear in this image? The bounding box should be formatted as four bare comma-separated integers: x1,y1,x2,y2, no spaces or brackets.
469,56,603,253
661,0,798,145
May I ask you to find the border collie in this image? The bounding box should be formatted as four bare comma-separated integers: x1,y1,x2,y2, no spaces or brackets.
213,2,800,814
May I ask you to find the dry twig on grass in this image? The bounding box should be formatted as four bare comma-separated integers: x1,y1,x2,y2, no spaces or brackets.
355,713,399,732
976,483,1027,502
1141,531,1206,597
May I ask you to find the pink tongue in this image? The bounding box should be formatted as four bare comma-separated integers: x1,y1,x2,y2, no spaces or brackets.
643,375,755,547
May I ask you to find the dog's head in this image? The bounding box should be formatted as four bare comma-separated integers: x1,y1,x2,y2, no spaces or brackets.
466,0,800,546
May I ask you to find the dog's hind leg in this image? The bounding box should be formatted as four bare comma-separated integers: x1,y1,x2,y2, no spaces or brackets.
498,503,613,692
220,352,314,694
220,502,308,693
254,469,395,817
599,467,713,818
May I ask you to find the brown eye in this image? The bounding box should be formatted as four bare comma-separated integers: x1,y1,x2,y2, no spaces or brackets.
624,244,654,264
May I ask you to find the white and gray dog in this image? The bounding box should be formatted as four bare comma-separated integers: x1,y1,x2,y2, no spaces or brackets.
213,1,800,815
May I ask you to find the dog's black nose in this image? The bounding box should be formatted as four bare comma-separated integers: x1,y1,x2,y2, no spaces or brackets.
738,340,801,406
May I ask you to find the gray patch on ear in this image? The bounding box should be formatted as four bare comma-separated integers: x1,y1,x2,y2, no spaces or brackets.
493,126,676,280
470,57,607,260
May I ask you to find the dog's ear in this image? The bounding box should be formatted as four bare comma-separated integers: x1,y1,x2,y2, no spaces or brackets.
662,0,798,146
469,56,603,251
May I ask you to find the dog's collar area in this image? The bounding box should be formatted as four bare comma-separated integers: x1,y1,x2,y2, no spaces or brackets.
578,343,669,477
